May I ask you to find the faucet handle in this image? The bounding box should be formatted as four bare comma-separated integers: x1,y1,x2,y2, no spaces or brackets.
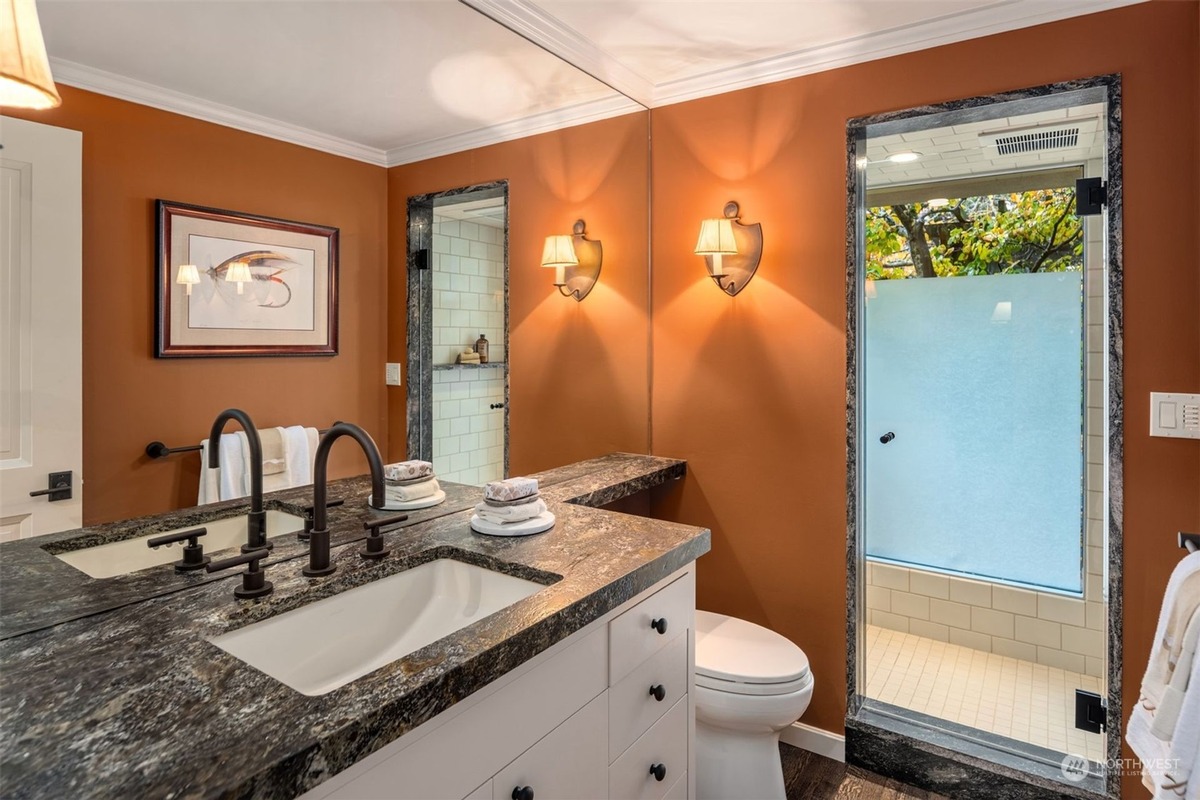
360,513,409,560
206,548,273,599
297,498,345,541
147,527,211,572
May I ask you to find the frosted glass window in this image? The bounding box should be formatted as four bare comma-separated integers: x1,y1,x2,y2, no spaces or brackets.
864,273,1084,593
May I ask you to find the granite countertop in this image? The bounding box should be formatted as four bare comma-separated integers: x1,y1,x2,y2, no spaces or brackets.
0,453,706,800
0,453,685,640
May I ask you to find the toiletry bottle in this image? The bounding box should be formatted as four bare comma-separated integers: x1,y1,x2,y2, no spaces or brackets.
474,333,489,364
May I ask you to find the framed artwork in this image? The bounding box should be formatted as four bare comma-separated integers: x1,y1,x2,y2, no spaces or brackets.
155,200,339,357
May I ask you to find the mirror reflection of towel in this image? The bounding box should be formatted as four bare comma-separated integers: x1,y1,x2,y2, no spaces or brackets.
260,428,286,476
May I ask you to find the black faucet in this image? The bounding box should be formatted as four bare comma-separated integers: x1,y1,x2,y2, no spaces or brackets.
208,408,269,553
304,422,386,578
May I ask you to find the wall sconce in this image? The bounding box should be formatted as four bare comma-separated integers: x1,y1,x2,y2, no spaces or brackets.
542,218,602,302
224,260,252,294
176,263,200,296
0,0,62,109
694,201,762,296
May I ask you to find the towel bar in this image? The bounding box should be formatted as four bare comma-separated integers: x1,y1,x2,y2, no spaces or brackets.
1180,532,1200,553
145,427,335,459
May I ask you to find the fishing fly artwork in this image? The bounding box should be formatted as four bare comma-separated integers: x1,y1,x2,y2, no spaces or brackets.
185,236,317,332
156,200,338,357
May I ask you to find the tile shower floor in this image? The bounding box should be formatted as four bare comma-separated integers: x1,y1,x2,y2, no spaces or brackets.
865,625,1105,762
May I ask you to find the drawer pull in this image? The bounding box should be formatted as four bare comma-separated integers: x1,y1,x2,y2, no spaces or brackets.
650,618,668,635
512,787,534,800
650,763,667,782
649,684,666,702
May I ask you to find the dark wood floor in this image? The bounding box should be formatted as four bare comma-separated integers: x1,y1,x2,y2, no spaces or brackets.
781,744,949,800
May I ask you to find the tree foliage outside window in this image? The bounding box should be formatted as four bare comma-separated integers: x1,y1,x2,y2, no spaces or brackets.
866,187,1083,280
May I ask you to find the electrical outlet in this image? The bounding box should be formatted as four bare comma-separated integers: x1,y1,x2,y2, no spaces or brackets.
385,363,401,386
1150,392,1200,439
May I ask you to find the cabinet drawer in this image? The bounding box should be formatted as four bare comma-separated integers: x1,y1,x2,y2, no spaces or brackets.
463,781,491,800
320,627,606,800
664,771,687,800
610,631,688,759
492,692,608,800
609,696,688,800
610,571,694,684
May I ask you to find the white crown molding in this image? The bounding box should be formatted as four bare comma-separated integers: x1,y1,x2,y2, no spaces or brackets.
460,0,655,107
50,58,390,166
647,0,1149,107
385,93,642,167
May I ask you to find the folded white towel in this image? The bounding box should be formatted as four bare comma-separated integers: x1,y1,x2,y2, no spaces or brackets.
282,425,314,487
475,498,547,525
198,439,219,505
1145,553,1200,710
1129,702,1169,795
1160,642,1200,799
386,478,441,502
385,460,434,482
485,477,539,503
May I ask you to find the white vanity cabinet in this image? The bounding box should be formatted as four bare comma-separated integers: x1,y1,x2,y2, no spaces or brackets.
304,565,696,800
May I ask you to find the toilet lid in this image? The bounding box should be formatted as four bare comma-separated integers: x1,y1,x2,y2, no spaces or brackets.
695,610,810,691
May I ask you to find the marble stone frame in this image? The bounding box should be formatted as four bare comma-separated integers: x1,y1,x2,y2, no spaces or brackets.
406,181,510,478
844,76,1124,799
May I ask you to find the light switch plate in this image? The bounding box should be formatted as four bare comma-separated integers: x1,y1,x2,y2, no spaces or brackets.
385,363,401,386
1150,392,1200,439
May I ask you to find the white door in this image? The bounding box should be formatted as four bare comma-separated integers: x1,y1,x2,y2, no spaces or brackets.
0,115,83,539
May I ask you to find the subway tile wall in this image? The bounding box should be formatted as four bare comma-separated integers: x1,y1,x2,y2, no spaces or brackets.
866,167,1108,678
430,213,506,486
432,215,505,366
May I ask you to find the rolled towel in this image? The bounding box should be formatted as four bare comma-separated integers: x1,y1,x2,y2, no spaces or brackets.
484,477,539,503
384,460,434,482
475,498,547,525
385,477,441,502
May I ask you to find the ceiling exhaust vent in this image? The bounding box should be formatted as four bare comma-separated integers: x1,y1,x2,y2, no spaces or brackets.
979,124,1090,156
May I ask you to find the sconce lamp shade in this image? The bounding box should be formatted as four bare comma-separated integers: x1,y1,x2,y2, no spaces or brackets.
694,218,737,256
0,0,62,109
541,235,579,268
176,263,200,295
225,260,252,294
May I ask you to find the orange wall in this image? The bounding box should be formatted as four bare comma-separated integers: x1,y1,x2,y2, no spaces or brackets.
648,3,1200,793
386,113,650,471
6,87,389,525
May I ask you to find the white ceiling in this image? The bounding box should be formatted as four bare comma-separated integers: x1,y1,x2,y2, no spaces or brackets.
38,0,1144,167
865,103,1106,187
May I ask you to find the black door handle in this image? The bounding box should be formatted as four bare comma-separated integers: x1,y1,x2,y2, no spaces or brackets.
29,471,72,502
879,432,895,444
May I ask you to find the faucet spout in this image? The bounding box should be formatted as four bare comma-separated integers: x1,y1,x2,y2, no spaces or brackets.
304,422,386,578
208,408,268,552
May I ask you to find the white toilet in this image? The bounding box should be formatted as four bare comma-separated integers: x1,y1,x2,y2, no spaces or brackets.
694,610,813,800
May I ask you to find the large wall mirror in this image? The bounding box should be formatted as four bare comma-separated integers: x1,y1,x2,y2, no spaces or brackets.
846,77,1123,798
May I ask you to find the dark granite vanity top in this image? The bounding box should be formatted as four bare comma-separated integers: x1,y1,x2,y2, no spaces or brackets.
0,453,704,800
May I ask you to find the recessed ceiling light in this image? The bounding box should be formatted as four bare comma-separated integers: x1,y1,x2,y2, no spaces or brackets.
886,151,922,163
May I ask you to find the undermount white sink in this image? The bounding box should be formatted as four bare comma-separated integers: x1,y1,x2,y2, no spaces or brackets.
209,558,546,696
53,510,305,579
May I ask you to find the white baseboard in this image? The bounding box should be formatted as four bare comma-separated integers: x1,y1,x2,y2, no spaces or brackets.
780,721,846,762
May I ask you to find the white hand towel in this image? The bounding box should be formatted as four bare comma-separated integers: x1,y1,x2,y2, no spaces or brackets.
1154,609,1200,741
1145,553,1200,710
306,427,320,476
385,478,441,502
1129,702,1169,796
198,439,220,505
475,498,547,526
282,425,313,487
1161,644,1200,799
217,431,251,501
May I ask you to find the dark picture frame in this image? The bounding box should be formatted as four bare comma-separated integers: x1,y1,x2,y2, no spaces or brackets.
155,200,339,357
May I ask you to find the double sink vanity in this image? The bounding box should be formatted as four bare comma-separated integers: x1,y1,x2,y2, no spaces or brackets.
0,453,710,799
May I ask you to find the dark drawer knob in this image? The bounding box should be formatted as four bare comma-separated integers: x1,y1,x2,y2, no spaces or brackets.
649,684,666,702
880,431,896,444
512,787,534,800
650,763,667,782
650,617,668,635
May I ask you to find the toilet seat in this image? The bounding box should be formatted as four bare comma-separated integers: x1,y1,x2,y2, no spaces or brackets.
695,610,811,697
